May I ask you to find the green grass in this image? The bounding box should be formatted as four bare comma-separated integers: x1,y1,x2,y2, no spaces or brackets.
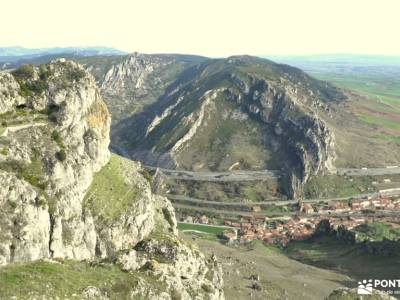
358,113,400,130
0,259,163,299
311,72,400,137
378,134,400,145
51,130,65,149
353,222,400,242
311,72,400,102
11,64,52,97
304,174,376,199
0,150,48,191
285,236,400,280
83,154,139,223
177,223,228,235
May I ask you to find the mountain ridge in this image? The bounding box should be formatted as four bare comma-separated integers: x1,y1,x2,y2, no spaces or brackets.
110,55,344,198
0,59,224,299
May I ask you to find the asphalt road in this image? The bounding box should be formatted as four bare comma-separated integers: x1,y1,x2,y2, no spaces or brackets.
167,194,296,206
151,167,280,181
337,167,400,176
110,144,400,180
150,166,400,182
168,188,400,208
173,202,400,219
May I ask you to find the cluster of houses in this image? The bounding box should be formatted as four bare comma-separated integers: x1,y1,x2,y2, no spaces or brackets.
221,214,400,246
180,195,400,246
182,214,210,225
300,196,400,214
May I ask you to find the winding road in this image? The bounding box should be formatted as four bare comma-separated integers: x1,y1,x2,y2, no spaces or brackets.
146,166,400,182
337,167,400,176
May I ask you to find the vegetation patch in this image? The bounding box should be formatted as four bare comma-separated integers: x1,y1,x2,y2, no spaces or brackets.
11,64,52,97
166,179,281,203
177,223,227,235
0,259,160,299
0,152,48,191
285,235,400,280
51,130,65,148
83,154,139,223
56,149,67,162
353,222,400,242
304,175,377,199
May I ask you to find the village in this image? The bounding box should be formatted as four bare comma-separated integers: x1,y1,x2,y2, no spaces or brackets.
179,195,400,246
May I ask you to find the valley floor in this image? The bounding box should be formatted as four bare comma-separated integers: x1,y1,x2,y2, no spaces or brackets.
182,233,350,300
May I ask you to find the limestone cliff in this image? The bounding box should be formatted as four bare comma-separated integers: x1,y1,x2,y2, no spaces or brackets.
82,53,204,127
0,60,224,299
115,56,343,198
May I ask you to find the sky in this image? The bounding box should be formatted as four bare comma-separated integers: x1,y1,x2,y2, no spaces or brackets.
1,0,400,57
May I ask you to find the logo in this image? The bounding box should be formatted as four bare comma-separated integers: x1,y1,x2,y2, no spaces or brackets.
357,279,400,295
358,279,373,295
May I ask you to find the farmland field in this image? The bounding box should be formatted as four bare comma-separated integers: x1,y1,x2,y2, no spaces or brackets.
177,222,230,235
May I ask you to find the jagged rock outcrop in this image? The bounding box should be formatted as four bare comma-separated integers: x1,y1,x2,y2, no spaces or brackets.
115,55,343,198
0,72,25,113
0,60,224,299
83,53,203,127
99,52,172,99
220,70,337,197
119,235,224,300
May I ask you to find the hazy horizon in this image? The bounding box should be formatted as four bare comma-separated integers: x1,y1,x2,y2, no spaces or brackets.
3,46,400,59
2,0,400,57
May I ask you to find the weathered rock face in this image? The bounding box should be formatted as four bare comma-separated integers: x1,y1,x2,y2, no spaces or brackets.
99,52,171,99
0,60,224,299
0,72,25,113
222,72,337,197
0,59,112,263
115,56,342,198
119,236,224,300
83,53,196,127
0,171,50,265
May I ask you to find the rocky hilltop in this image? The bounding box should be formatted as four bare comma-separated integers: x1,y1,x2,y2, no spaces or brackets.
112,56,345,198
81,53,206,126
0,60,224,299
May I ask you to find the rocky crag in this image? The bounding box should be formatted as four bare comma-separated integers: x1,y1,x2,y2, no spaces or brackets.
112,56,344,198
82,53,206,127
0,60,224,299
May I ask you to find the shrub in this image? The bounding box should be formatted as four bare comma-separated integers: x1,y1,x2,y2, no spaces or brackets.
51,130,65,149
8,201,17,210
56,150,67,162
11,64,51,97
201,284,214,293
38,64,51,81
140,169,152,184
0,148,8,156
35,197,47,208
69,69,86,81
12,65,34,81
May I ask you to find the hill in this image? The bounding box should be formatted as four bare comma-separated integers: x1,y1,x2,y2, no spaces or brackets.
110,55,345,198
0,60,224,299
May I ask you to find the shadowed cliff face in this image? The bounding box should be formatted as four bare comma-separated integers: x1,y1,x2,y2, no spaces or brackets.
110,56,344,198
0,60,224,299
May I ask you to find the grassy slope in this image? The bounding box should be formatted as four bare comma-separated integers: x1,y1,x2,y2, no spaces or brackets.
184,234,349,300
285,236,400,281
83,154,140,223
177,223,228,235
304,174,376,198
353,222,400,242
312,72,400,143
0,259,164,299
